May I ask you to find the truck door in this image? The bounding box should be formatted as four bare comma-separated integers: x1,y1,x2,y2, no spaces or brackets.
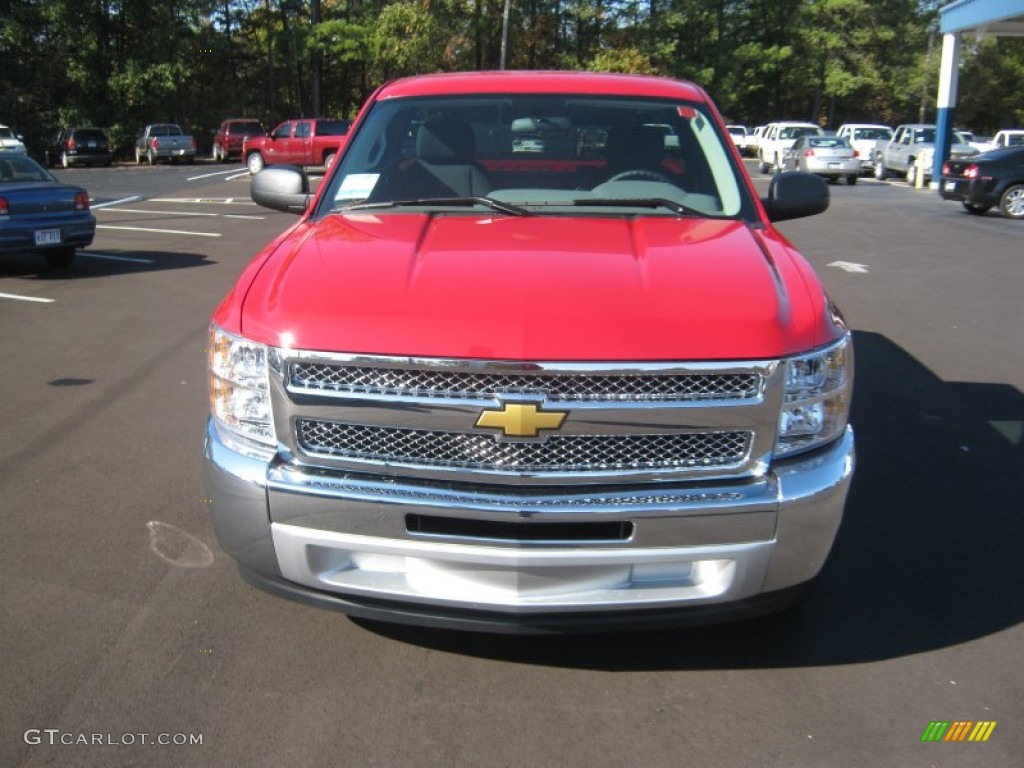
893,128,911,171
268,122,294,163
294,121,314,164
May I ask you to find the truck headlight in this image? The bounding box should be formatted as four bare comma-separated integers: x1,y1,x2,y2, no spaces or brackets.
776,334,853,458
208,324,276,447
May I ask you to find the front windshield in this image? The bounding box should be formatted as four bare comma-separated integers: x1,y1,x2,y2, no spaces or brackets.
325,94,748,218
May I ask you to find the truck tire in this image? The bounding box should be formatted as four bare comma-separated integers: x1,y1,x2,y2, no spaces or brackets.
998,184,1024,219
874,159,888,181
845,174,858,186
758,154,770,174
905,162,917,186
247,152,265,174
324,151,336,170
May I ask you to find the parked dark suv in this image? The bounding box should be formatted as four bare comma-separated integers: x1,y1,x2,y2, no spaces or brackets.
212,119,266,162
45,128,113,168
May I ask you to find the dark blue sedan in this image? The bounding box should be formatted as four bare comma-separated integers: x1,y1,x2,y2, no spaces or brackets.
0,152,96,267
940,147,1024,220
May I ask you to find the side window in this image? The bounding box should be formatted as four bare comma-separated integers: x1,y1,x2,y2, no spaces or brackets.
272,123,292,140
295,122,311,139
901,130,912,145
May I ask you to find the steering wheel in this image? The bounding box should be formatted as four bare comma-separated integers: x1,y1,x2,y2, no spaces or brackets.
606,169,676,185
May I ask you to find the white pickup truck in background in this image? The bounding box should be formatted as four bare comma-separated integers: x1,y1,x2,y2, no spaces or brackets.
836,123,892,173
872,123,978,185
970,129,1024,153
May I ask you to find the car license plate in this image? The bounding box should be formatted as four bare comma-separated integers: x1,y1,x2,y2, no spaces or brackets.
945,181,956,191
828,162,840,168
34,229,62,246
87,141,97,148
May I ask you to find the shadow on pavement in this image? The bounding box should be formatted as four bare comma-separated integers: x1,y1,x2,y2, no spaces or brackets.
0,248,213,280
356,331,1023,669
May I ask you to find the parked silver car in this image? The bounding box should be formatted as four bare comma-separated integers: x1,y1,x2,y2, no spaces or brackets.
782,135,860,184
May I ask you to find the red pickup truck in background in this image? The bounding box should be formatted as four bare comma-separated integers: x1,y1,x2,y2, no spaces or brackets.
242,118,351,174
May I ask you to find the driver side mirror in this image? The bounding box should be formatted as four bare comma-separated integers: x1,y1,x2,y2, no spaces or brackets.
761,171,829,222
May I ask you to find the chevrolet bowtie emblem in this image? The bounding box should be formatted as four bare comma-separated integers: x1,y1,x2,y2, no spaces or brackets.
475,403,568,438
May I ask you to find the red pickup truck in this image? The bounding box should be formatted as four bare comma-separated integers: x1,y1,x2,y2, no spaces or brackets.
205,71,854,632
242,118,351,174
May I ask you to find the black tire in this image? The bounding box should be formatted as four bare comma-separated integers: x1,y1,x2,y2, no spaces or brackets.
961,201,990,215
846,174,858,186
874,159,888,181
247,152,265,174
998,184,1024,219
45,249,75,269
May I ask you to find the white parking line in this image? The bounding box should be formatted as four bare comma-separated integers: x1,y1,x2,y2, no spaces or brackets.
96,225,221,237
96,207,265,220
0,292,55,303
98,208,220,217
187,169,248,181
79,251,155,264
149,197,257,205
227,171,250,181
91,196,143,210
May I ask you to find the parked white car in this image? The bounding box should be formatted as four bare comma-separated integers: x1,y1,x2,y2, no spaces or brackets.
758,121,824,173
0,124,27,153
726,124,755,156
836,123,893,172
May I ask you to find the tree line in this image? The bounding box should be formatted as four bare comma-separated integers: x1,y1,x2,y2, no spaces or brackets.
2,0,1023,157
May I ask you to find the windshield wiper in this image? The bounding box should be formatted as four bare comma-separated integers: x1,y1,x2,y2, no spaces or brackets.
572,198,704,216
337,196,531,216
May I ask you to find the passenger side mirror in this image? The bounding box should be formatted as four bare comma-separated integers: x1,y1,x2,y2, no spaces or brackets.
762,171,829,222
251,166,310,214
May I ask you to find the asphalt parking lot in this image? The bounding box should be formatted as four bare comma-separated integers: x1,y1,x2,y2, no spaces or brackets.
1,160,1021,767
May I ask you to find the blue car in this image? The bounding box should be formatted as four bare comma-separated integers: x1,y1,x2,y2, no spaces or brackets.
0,152,96,268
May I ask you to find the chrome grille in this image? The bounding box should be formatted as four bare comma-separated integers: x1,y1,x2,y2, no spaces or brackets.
290,362,760,402
296,420,751,473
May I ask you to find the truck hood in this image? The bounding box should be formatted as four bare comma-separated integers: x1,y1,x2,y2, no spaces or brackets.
239,213,830,361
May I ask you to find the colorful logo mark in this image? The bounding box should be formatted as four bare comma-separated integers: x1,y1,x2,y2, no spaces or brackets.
921,721,997,742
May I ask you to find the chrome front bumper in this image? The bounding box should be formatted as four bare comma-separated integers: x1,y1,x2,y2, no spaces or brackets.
204,420,854,630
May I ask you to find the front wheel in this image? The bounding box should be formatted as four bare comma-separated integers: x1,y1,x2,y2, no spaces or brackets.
323,151,336,170
758,155,769,174
846,174,858,186
999,184,1024,219
906,163,917,186
874,159,888,180
961,201,990,215
246,152,265,174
